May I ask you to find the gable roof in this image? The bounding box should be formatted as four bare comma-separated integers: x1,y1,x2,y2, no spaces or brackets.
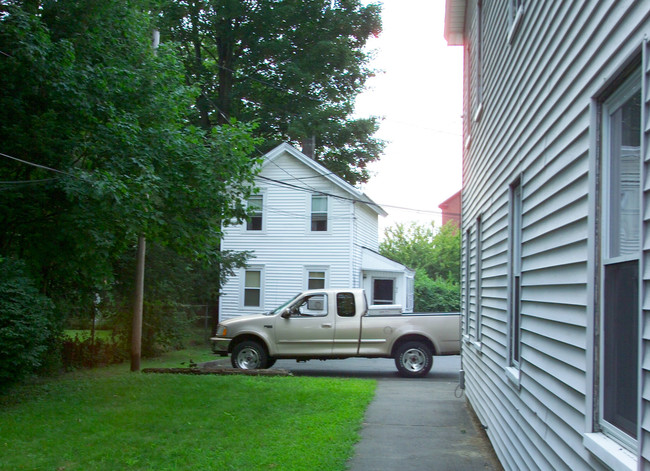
261,143,388,217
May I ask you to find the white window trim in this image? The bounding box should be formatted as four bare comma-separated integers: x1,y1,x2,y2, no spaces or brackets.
371,277,396,305
241,266,264,310
305,266,329,291
507,0,524,44
597,70,641,452
244,193,266,233
308,193,330,234
507,177,523,374
475,215,483,343
583,433,636,471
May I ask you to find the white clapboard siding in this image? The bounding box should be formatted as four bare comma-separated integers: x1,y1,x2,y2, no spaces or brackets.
454,0,650,469
219,144,389,320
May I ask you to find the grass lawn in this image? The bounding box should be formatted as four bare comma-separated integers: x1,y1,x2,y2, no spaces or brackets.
0,358,376,470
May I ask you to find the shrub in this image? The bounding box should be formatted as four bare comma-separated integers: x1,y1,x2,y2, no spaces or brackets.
414,269,460,312
61,333,127,369
0,257,56,386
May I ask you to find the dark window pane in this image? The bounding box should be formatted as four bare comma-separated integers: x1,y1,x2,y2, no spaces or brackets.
603,260,638,438
373,279,394,304
311,213,327,231
337,293,356,317
244,289,260,307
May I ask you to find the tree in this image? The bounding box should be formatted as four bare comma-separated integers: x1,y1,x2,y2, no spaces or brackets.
0,0,260,363
155,0,385,184
380,222,461,312
380,222,461,283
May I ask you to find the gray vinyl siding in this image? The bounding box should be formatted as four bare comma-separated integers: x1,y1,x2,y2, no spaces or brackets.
459,0,650,469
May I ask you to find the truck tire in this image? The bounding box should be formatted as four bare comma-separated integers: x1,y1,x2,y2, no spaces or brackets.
394,341,433,378
231,340,269,370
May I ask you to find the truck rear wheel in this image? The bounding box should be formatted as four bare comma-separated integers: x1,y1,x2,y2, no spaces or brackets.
231,340,269,370
394,341,433,378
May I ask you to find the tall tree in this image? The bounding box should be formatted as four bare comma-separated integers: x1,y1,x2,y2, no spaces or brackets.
156,0,384,184
0,0,259,336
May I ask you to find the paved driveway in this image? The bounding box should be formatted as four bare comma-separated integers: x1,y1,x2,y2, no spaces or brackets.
269,355,502,471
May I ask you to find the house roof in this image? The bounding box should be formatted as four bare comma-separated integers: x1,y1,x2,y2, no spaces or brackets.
444,0,466,46
261,143,388,217
361,247,415,274
438,189,461,209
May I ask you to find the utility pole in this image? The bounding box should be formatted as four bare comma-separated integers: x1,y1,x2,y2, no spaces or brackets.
130,235,146,371
130,30,159,372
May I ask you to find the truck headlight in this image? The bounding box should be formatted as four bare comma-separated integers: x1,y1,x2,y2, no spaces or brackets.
216,325,227,337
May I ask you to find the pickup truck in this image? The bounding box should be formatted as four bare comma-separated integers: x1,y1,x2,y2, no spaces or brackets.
211,288,460,378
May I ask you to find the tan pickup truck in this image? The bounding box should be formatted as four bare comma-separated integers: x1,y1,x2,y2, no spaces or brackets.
211,288,460,378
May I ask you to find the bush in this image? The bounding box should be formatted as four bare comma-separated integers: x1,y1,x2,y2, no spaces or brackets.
61,333,127,369
0,257,56,386
414,269,460,312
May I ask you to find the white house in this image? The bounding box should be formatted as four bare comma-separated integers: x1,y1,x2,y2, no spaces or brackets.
446,1,650,470
219,143,414,320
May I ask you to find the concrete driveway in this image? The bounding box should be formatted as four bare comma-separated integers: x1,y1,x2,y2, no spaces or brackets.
205,355,502,470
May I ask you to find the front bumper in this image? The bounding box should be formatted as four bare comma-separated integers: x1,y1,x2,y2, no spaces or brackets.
210,337,232,355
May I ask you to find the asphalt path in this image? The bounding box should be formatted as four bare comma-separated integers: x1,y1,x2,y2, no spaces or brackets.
204,355,502,470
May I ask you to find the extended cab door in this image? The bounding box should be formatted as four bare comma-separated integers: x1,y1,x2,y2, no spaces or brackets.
331,292,362,355
273,293,334,355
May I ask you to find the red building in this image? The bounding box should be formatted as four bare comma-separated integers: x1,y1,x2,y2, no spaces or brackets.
438,190,461,228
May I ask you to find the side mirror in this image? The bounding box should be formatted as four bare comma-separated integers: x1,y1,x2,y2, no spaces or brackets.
281,309,292,319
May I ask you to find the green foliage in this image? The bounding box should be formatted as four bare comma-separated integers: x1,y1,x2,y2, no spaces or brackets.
380,222,461,312
0,257,56,385
0,371,375,470
156,0,385,184
413,269,460,313
380,221,461,282
0,1,260,368
61,334,126,370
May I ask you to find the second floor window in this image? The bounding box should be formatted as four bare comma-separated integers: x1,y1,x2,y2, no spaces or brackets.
311,195,328,231
246,195,263,231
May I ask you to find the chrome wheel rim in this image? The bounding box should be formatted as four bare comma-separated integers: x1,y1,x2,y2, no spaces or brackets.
402,348,426,372
236,347,261,369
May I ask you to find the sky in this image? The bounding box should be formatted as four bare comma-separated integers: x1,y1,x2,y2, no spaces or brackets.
354,0,464,236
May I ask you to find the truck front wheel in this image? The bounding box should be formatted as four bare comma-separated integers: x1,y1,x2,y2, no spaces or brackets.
394,341,433,378
231,340,269,370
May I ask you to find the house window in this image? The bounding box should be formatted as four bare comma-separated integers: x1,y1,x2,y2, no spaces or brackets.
474,0,483,121
246,195,263,231
372,278,394,305
244,269,262,307
508,179,522,369
311,195,328,231
464,228,471,336
507,0,524,43
307,270,326,290
599,70,640,446
475,215,483,341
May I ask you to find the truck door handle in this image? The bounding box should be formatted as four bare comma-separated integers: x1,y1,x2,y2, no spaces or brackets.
321,323,333,328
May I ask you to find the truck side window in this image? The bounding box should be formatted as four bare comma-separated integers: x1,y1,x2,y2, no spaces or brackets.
294,294,327,317
337,293,356,317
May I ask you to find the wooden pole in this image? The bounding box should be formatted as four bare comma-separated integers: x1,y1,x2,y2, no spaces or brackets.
131,235,146,371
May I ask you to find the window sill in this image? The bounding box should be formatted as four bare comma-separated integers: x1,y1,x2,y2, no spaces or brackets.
464,134,472,151
505,366,521,389
507,7,524,44
583,433,636,471
472,103,483,123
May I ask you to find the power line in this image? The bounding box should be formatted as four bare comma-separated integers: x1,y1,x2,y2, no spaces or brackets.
0,151,77,178
255,174,460,217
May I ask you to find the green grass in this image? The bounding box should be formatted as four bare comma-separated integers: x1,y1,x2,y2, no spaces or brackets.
0,360,376,470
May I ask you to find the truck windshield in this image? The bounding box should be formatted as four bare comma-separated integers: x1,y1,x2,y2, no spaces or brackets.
266,294,301,316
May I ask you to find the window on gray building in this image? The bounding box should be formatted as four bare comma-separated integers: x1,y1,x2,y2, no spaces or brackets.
600,70,640,446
